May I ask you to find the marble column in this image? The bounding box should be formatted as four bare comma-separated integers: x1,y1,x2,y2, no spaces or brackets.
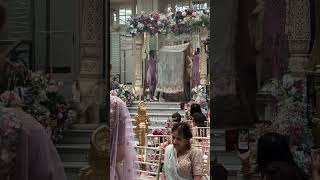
77,0,105,124
133,34,144,100
287,0,311,78
200,28,208,85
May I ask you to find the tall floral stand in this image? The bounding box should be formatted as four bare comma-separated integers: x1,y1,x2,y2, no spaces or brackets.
133,32,150,101
133,34,144,100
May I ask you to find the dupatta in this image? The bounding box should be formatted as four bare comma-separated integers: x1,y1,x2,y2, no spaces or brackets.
163,144,193,180
110,96,137,180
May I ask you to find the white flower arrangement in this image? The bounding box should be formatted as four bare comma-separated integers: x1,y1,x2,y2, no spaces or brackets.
110,84,135,106
253,74,313,175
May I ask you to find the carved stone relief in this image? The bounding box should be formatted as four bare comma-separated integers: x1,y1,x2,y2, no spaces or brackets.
287,0,311,75
77,0,105,124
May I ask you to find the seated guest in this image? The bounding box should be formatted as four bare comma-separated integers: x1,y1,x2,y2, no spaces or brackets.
163,122,204,180
172,112,182,123
211,163,228,180
192,112,207,138
239,133,307,180
190,103,203,117
261,161,307,180
192,112,206,127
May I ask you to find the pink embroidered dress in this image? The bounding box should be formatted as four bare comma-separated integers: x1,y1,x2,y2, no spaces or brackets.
0,91,66,180
110,95,138,180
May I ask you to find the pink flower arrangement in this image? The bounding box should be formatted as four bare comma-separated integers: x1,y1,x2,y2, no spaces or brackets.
127,9,209,36
288,123,305,145
0,91,22,107
152,128,164,135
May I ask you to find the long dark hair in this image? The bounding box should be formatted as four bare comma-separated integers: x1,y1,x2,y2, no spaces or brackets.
192,112,206,127
171,122,193,149
190,103,202,116
262,161,307,180
257,133,299,172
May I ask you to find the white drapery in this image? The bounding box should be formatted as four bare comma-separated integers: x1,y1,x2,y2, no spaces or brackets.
156,43,189,93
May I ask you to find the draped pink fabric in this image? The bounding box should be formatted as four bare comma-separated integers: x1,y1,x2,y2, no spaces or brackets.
110,96,137,180
1,107,66,180
192,54,200,88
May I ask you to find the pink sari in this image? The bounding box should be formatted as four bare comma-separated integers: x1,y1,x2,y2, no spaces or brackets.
110,96,137,180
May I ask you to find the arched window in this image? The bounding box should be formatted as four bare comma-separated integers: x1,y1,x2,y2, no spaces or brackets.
119,8,132,25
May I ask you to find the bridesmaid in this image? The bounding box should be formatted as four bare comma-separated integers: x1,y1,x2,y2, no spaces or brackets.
0,4,66,180
146,50,158,101
192,48,201,88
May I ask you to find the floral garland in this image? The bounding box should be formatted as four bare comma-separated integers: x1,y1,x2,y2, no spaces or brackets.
127,9,209,36
251,74,313,175
191,85,209,114
3,70,77,143
21,73,77,142
110,84,135,106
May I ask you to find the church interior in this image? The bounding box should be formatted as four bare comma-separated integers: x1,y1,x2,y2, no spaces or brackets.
0,0,319,179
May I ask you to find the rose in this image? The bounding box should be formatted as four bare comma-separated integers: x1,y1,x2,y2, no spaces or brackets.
192,12,197,17
0,91,22,107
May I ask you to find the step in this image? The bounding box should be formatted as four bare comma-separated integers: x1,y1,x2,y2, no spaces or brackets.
130,113,184,122
130,101,181,108
130,119,168,127
61,129,94,144
56,144,90,162
64,162,88,180
213,130,225,147
128,106,184,114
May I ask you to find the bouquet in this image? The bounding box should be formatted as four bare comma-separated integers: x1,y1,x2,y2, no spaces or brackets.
5,70,76,143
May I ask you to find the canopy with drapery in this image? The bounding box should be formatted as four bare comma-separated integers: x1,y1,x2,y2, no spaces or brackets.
156,43,190,94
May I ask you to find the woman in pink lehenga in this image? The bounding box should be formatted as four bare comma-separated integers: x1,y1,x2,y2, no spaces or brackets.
192,48,201,88
0,4,66,180
0,93,67,180
110,95,138,180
